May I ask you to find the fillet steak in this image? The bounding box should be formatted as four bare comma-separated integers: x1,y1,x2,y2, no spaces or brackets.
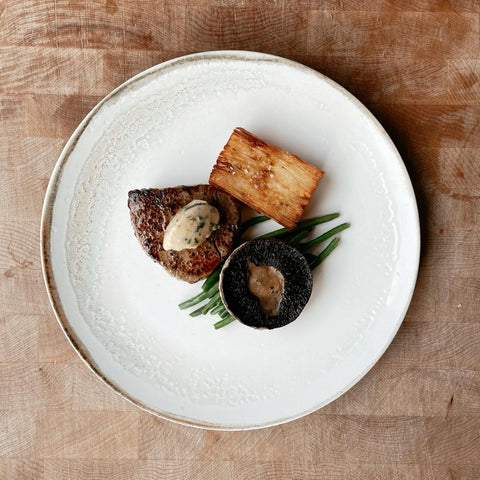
128,185,241,283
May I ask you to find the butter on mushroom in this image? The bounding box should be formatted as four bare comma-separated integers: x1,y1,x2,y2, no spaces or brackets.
247,261,284,317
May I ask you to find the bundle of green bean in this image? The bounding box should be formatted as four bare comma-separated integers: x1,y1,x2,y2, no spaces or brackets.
178,213,350,329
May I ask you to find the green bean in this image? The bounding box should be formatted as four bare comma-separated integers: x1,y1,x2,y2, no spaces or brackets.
201,291,221,315
210,303,225,315
300,223,350,252
214,315,236,330
218,308,231,319
286,228,312,246
309,238,339,270
189,304,208,317
239,215,271,235
259,213,339,238
201,263,223,292
179,283,219,310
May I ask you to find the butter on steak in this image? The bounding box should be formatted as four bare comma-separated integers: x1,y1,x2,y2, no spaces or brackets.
128,185,241,283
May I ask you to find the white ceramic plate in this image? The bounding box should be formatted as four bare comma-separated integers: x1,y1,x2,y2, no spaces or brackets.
41,51,420,430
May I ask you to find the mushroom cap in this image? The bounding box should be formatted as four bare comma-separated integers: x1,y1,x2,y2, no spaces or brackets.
219,238,313,329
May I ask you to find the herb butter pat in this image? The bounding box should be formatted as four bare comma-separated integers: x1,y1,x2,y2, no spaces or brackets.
163,200,220,251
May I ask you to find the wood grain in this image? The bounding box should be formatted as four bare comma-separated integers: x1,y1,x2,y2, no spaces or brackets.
1,0,479,478
306,11,479,58
35,411,139,459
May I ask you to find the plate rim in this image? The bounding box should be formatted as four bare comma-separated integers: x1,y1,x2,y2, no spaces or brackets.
40,50,421,430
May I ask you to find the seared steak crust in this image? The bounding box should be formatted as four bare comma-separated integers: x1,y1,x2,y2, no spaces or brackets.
128,185,241,283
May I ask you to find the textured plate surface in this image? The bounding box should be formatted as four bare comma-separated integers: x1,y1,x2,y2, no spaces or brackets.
41,51,420,430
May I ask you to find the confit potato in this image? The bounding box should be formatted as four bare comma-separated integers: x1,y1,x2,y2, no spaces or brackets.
209,128,324,229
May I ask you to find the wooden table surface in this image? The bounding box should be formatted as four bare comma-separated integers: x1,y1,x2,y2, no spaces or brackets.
2,1,480,478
